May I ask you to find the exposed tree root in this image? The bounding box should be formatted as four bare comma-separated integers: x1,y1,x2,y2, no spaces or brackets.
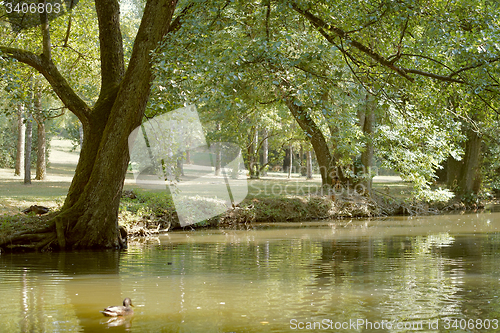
0,212,128,253
0,223,58,252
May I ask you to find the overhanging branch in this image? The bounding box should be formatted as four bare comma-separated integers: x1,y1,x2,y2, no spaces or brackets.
0,46,91,121
290,2,415,82
289,2,481,85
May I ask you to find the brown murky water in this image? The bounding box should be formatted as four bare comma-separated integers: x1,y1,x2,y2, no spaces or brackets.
2,210,500,332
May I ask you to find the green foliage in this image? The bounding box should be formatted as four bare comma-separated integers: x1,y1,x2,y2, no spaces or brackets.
246,196,332,222
0,116,17,167
376,104,463,194
119,190,222,228
120,190,175,216
52,112,82,149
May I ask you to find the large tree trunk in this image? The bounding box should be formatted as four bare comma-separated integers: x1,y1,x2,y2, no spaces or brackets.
1,0,179,252
15,104,25,176
457,128,482,196
78,123,84,148
284,98,345,186
442,128,482,198
55,0,178,250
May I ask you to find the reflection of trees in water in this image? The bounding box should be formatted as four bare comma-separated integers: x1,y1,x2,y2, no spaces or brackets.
2,251,122,332
301,234,500,325
3,232,500,331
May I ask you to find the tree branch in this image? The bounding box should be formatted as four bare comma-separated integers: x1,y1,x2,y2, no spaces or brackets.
265,0,271,41
292,3,500,86
291,2,493,86
94,0,125,94
290,2,415,82
403,68,464,83
449,57,500,78
169,2,195,34
63,0,76,47
0,46,91,121
39,0,51,61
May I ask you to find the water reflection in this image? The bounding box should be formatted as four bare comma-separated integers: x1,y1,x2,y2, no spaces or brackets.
1,212,500,332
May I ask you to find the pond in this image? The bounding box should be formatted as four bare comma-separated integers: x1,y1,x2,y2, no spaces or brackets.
1,210,500,332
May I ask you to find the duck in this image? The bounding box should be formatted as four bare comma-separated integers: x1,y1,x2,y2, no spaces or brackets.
101,298,134,317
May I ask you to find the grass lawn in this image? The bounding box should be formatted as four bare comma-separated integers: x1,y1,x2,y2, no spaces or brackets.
1,138,413,214
0,139,140,215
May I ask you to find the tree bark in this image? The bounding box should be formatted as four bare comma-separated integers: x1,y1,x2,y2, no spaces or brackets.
215,122,221,176
15,104,25,177
358,93,375,195
261,128,268,176
35,87,46,180
78,123,84,148
284,98,345,186
300,144,306,176
306,149,313,179
247,125,259,179
0,0,179,252
457,128,482,196
56,0,178,250
253,124,259,178
35,121,46,180
24,116,33,185
247,133,255,178
287,143,293,178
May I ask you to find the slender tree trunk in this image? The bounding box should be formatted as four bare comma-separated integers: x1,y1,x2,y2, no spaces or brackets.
358,93,375,195
35,121,46,180
215,122,221,176
35,88,46,180
261,128,268,176
247,126,259,179
176,157,184,177
253,125,259,178
24,116,33,185
288,143,293,178
300,144,307,176
306,149,313,179
15,104,25,176
247,134,255,178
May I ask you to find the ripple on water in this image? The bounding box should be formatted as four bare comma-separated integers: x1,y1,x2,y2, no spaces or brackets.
1,214,500,332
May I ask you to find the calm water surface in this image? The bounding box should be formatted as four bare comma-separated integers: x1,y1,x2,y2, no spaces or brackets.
2,211,500,332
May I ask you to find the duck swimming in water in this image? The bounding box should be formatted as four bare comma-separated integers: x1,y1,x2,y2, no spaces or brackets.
101,298,134,317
